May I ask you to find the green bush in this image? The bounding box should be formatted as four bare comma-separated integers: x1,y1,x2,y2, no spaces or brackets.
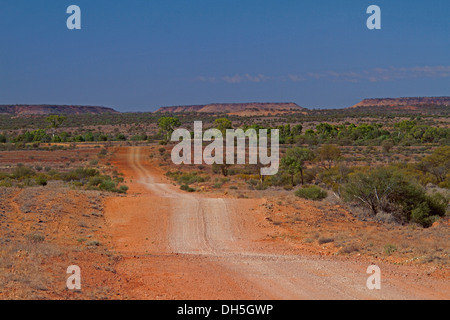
114,176,125,183
12,165,35,179
88,175,103,187
343,166,448,227
118,185,129,193
63,168,99,182
425,193,447,217
180,184,195,192
0,179,13,187
35,174,48,186
254,182,267,190
99,179,117,192
212,182,223,189
295,185,328,200
166,171,207,185
0,172,10,180
410,193,447,227
383,244,397,255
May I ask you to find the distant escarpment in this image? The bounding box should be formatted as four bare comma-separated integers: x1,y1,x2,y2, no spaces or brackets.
350,97,450,111
155,102,307,115
0,105,119,116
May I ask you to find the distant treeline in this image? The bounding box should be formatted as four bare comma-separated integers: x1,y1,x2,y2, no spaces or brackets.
0,129,152,144
270,120,450,146
0,119,449,147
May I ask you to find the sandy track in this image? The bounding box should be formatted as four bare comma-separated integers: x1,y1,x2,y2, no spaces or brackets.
106,147,449,300
128,147,236,255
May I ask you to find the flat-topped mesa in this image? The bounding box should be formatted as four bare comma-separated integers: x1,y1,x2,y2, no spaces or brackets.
350,97,450,109
155,102,307,115
0,105,119,116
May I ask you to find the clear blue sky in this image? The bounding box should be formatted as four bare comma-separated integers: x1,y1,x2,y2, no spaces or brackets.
0,0,449,112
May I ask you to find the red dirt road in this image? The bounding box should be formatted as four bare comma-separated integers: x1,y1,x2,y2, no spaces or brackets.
104,147,450,299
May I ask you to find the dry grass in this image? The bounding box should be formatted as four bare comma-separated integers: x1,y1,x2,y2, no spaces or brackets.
0,152,124,300
259,194,450,267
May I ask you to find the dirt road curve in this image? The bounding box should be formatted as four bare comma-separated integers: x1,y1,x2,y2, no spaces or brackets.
105,147,450,299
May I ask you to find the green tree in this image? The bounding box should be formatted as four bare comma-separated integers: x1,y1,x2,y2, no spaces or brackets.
394,120,416,141
214,118,233,135
45,115,67,138
317,144,341,169
381,139,394,154
316,123,334,136
281,147,314,185
84,132,94,142
158,117,181,142
212,163,231,177
291,124,303,136
418,146,450,184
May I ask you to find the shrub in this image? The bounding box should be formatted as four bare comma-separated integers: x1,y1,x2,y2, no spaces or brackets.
384,244,397,255
86,240,101,246
318,237,334,244
340,244,360,254
88,176,104,187
213,182,223,189
26,233,45,243
418,146,450,184
426,192,448,217
343,166,448,227
410,193,446,227
35,174,48,186
254,182,267,190
0,172,10,180
180,184,195,192
99,179,117,192
115,133,127,141
166,171,207,185
295,185,328,200
0,179,13,187
63,168,99,182
114,176,124,183
12,165,35,179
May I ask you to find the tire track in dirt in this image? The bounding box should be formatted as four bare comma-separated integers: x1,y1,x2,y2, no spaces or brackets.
128,147,236,255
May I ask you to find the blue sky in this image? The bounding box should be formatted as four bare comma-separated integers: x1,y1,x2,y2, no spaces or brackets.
0,0,449,111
